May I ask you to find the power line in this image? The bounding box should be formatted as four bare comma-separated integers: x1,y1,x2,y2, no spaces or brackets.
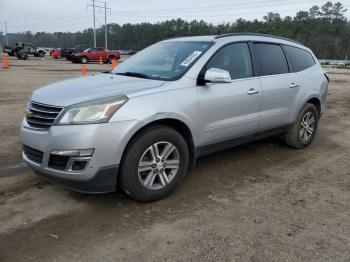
108,0,338,20
11,15,94,32
113,0,326,14
87,0,111,49
12,11,88,29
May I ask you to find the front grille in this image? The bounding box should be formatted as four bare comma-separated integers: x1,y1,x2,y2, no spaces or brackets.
23,145,44,164
26,101,63,129
48,155,70,170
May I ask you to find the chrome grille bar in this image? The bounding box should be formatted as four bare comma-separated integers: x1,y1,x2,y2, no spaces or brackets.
25,101,63,130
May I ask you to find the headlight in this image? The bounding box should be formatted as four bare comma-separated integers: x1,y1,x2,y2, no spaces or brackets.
56,95,128,125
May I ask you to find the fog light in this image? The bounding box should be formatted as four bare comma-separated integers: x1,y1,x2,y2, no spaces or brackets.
51,148,94,157
71,160,88,171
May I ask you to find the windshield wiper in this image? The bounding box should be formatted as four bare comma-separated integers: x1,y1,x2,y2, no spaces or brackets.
115,72,150,79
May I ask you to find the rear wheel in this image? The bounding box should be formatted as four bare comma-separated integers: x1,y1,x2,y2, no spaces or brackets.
284,103,319,148
119,125,189,202
108,56,115,64
38,51,45,57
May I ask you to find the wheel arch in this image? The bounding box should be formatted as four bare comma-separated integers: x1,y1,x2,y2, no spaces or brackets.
293,94,322,122
306,97,321,115
120,118,196,169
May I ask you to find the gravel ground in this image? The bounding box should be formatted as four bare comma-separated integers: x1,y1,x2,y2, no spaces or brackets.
0,54,349,262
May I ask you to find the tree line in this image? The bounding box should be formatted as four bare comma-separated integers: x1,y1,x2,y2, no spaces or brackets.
1,1,348,59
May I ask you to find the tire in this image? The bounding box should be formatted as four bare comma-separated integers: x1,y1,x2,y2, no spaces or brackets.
108,56,114,64
119,125,189,202
284,103,319,149
80,56,88,64
38,51,45,57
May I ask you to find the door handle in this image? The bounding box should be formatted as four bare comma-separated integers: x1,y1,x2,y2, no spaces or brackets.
290,83,299,88
247,88,260,95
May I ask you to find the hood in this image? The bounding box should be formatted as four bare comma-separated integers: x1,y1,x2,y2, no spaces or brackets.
31,73,166,106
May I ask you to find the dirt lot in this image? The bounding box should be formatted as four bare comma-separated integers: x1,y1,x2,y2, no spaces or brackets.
0,54,349,262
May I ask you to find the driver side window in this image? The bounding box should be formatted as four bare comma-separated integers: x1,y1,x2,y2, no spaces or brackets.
207,43,253,80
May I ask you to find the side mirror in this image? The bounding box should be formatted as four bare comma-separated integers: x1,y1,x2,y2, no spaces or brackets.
204,68,231,83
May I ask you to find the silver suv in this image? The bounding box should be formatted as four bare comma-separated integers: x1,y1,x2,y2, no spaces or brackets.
21,33,329,202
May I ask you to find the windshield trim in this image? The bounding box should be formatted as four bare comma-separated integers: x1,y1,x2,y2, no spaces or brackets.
113,41,215,82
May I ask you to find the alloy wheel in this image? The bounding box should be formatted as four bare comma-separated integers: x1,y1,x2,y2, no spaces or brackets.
137,141,180,190
299,112,316,143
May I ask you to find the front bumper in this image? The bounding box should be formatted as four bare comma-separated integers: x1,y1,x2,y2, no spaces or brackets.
20,119,140,193
32,161,119,194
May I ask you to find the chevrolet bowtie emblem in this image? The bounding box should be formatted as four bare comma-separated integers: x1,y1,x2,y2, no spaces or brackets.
25,110,33,119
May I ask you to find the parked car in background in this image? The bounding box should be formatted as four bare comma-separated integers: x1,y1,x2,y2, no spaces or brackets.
65,45,91,61
128,50,138,55
3,45,15,56
16,46,30,60
71,47,120,64
119,49,138,55
35,47,51,57
21,33,328,202
3,42,37,57
60,48,75,59
51,48,62,59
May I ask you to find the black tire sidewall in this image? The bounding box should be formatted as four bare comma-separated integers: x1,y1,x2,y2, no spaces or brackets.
108,56,114,64
120,126,189,202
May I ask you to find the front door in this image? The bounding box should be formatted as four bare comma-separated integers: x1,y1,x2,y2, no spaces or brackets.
197,42,262,146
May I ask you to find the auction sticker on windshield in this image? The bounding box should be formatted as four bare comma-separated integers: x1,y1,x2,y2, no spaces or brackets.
180,51,202,67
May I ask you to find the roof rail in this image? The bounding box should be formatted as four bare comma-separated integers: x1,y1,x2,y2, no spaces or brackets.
214,32,304,46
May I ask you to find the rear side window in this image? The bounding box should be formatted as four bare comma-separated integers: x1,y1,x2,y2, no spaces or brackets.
206,43,253,80
254,43,289,76
284,45,315,72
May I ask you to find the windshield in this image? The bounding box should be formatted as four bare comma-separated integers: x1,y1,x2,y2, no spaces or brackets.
112,41,213,81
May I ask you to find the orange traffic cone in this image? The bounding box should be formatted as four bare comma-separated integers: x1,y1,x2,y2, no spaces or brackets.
111,59,117,69
82,65,87,76
2,53,9,69
99,56,103,65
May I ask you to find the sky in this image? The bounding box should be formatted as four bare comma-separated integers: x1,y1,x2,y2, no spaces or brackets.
1,0,350,33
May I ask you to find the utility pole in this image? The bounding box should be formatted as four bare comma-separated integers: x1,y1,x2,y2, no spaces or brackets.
104,2,107,50
87,1,110,49
93,0,96,48
4,21,8,46
0,21,9,46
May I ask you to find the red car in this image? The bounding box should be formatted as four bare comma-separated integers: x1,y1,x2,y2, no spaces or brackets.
51,48,62,59
71,47,120,64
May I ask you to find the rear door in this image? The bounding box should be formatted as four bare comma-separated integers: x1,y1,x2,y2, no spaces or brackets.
197,42,262,146
253,43,299,130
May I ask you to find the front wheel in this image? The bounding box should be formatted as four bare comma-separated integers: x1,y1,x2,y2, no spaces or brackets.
119,125,189,202
284,103,319,148
80,56,88,64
